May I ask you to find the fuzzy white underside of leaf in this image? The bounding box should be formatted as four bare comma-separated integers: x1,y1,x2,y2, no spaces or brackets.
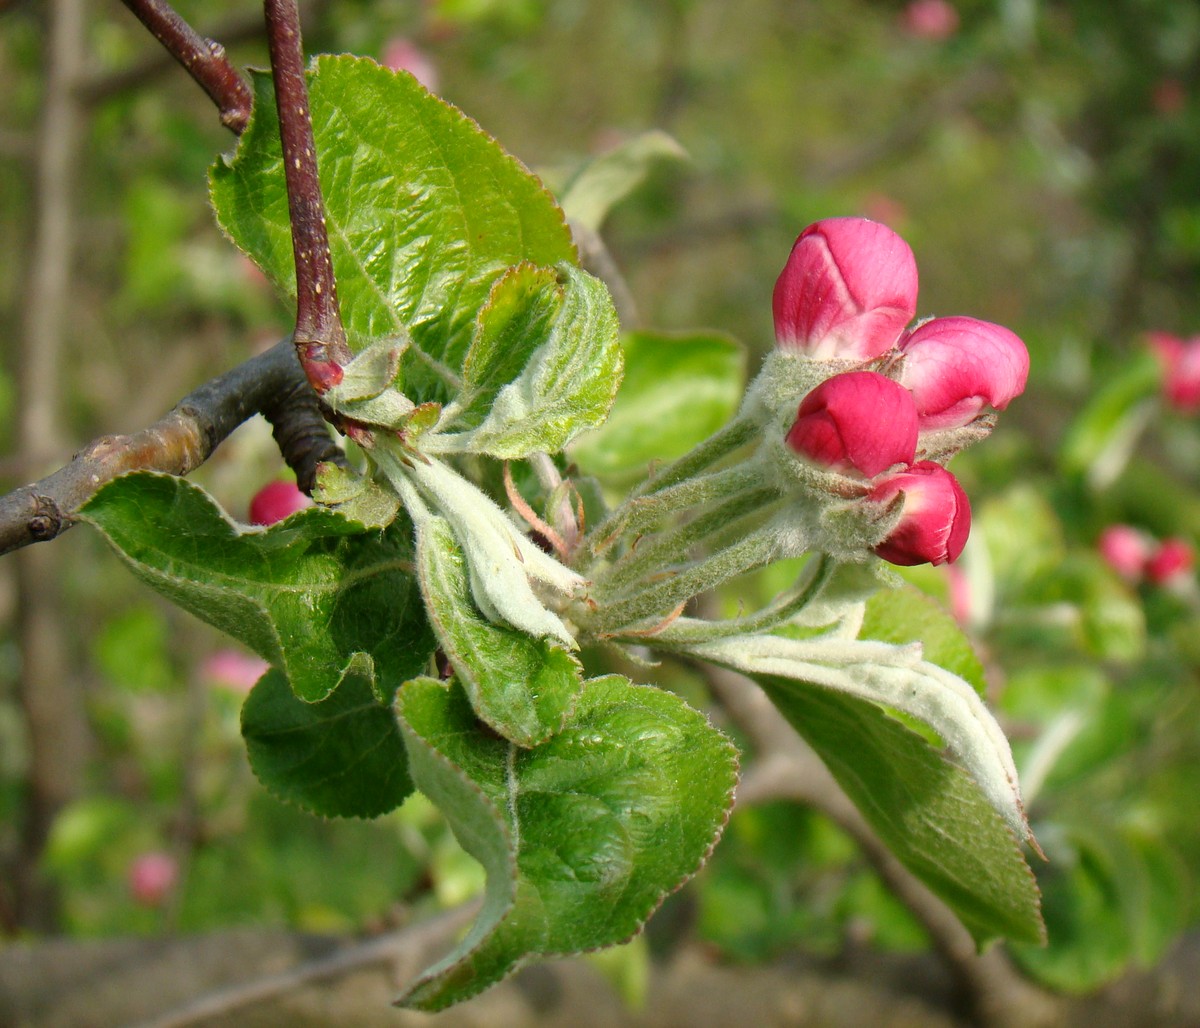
376,449,582,647
688,632,1029,841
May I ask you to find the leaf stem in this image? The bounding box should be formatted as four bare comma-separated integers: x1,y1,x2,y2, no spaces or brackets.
648,553,835,645
589,526,779,635
631,414,760,499
262,0,353,394
580,460,767,564
119,0,253,134
595,487,781,597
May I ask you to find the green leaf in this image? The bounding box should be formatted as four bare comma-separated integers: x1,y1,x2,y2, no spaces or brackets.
80,473,435,703
861,586,986,696
1124,831,1188,968
210,56,576,406
570,330,746,482
976,486,1066,592
394,674,738,1010
440,263,622,458
757,679,1044,946
416,515,581,746
560,130,688,232
1060,350,1160,489
1024,555,1146,662
242,667,412,818
311,463,401,530
1010,829,1132,991
453,263,562,428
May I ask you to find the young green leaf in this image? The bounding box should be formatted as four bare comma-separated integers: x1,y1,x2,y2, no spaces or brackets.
210,55,577,406
80,472,434,703
433,264,622,458
559,129,688,233
1060,350,1160,490
393,674,739,1010
242,666,413,818
570,329,746,483
416,515,581,746
312,463,401,530
451,263,563,429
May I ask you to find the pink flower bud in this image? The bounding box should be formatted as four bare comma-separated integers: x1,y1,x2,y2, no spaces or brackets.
1097,524,1150,581
1145,537,1193,586
786,371,919,477
898,316,1029,429
249,480,312,526
773,218,919,361
900,0,960,40
128,851,178,907
870,461,971,566
1149,332,1200,413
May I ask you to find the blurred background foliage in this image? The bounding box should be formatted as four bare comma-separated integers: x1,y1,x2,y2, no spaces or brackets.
4,0,1200,1004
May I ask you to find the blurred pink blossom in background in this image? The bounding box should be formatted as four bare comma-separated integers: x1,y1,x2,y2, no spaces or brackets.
1149,332,1200,413
382,37,439,92
128,851,178,908
901,0,960,41
202,648,269,694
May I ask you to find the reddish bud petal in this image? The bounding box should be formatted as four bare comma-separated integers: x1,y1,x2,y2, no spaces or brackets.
1097,524,1150,581
128,851,178,907
786,371,919,477
249,480,312,526
870,461,971,566
1145,537,1193,586
898,316,1029,429
1149,332,1200,413
773,218,918,361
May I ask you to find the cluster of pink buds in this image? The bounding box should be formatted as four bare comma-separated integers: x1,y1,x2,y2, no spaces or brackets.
1148,332,1200,414
1098,524,1194,589
775,217,1029,566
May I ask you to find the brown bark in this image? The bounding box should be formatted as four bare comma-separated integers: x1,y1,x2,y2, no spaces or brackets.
11,0,89,931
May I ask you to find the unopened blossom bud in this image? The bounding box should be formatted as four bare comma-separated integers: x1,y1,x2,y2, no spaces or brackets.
1145,537,1194,587
249,480,312,526
773,218,918,361
786,372,919,477
1148,332,1200,413
128,851,178,908
898,316,1029,429
1097,524,1149,581
870,461,971,566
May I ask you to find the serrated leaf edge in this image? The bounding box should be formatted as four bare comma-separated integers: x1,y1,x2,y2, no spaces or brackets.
393,676,741,1010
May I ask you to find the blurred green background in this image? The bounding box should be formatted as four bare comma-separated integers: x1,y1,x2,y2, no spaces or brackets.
4,0,1200,1011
